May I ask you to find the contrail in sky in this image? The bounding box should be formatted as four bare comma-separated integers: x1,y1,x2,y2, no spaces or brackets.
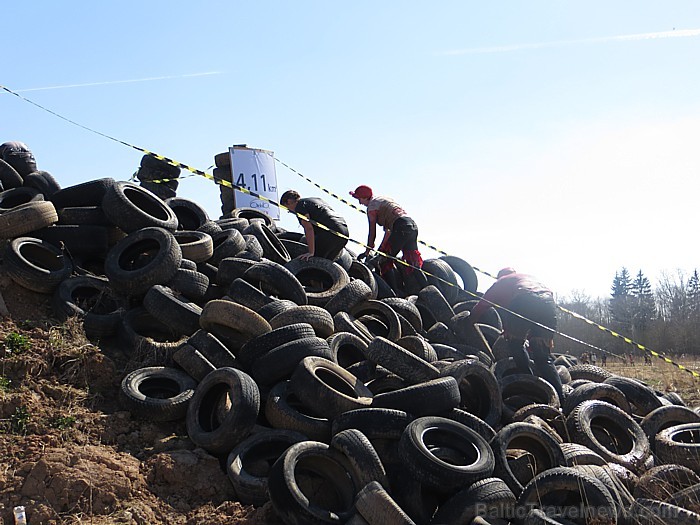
441,28,700,55
11,71,222,92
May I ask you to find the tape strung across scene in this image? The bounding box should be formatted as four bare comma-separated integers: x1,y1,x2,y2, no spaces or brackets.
4,84,696,377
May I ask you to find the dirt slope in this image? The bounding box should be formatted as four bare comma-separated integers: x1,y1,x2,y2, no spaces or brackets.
0,277,281,525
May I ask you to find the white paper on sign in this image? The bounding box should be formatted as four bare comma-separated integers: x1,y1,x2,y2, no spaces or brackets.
229,147,280,220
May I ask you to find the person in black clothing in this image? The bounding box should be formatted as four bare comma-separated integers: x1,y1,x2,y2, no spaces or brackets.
280,190,349,261
0,141,37,177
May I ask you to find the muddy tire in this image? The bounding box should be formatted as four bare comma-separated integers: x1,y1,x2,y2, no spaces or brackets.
186,367,260,455
355,481,414,525
265,380,332,442
0,200,57,238
655,422,700,471
120,366,196,421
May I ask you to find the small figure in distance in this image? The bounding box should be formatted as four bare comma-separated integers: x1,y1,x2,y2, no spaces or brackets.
0,141,37,177
279,190,349,261
591,352,597,366
469,268,563,399
349,184,423,277
601,353,607,367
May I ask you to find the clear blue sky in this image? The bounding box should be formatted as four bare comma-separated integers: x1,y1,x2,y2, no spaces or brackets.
4,1,699,299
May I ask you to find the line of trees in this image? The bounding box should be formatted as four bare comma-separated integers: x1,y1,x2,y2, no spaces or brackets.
556,267,700,358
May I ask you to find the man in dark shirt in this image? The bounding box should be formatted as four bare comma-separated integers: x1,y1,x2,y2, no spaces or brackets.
0,141,37,177
470,268,563,399
280,190,349,261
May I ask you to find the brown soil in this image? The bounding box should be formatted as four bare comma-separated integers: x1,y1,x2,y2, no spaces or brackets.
0,276,282,525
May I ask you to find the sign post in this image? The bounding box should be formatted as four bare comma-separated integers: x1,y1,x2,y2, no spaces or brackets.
229,146,280,220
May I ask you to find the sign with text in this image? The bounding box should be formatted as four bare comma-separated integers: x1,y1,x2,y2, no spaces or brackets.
229,146,280,220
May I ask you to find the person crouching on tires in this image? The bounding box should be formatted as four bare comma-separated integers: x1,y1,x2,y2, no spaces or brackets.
280,190,349,261
349,184,423,277
469,268,563,400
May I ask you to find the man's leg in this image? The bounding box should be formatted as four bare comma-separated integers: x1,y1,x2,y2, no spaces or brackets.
529,337,564,400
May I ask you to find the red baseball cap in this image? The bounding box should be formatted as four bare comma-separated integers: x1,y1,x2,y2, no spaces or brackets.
350,185,373,199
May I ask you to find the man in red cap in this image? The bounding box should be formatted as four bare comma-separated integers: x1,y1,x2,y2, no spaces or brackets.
470,269,563,399
350,184,422,276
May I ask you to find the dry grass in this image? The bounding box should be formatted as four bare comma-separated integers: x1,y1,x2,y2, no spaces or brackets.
602,357,700,408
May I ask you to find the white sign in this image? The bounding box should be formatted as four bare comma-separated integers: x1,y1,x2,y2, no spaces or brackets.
229,146,280,220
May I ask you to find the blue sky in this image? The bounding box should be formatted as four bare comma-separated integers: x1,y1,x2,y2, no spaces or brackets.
3,1,699,299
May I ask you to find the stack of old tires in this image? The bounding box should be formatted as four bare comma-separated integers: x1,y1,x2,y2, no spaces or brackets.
2,171,700,525
135,154,180,200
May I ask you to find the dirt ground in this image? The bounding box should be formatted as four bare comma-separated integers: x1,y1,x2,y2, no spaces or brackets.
0,278,283,525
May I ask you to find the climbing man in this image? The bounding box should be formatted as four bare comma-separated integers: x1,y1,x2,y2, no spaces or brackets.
349,184,422,276
0,141,37,178
279,190,349,261
469,268,563,400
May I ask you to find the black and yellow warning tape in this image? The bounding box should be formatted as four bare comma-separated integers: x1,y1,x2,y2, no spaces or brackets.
4,84,694,376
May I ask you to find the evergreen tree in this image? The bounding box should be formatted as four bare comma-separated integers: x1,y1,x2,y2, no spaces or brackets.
631,269,655,332
609,268,633,331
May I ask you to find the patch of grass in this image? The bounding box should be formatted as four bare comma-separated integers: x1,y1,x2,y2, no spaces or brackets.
10,405,30,434
0,375,10,391
3,332,31,356
51,415,76,430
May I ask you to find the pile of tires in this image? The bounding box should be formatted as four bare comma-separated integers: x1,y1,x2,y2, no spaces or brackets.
2,164,700,525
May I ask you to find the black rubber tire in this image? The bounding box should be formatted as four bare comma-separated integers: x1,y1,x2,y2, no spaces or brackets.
244,260,307,305
500,374,561,419
165,197,209,230
439,407,497,443
634,463,700,501
628,498,700,525
417,284,455,324
227,277,276,311
440,255,478,294
22,170,61,198
395,335,437,362
399,416,495,492
267,440,358,524
603,375,664,417
216,217,249,232
372,271,396,299
120,366,196,421
102,181,178,233
56,206,111,226
655,422,700,471
372,376,461,416
491,421,566,497
49,178,117,209
331,407,413,443
120,306,185,360
0,187,44,213
209,228,247,265
669,482,700,513
324,279,373,316
366,336,439,384
283,257,350,307
351,300,402,341
104,227,182,296
289,356,374,418
200,298,271,341
52,274,125,340
331,430,389,492
348,260,378,299
245,221,290,264
238,234,264,261
421,258,459,305
230,207,273,226
566,400,650,473
265,380,332,442
186,329,238,368
439,359,502,427
0,200,57,238
251,337,333,387
559,442,607,467
641,405,700,452
270,305,335,338
167,268,210,302
567,364,613,383
432,476,515,524
143,284,202,337
563,382,630,415
355,481,414,525
381,297,423,333
327,331,370,369
140,153,181,175
516,466,617,525
0,158,24,189
238,323,316,369
512,404,567,442
173,230,214,263
186,367,260,455
197,219,223,237
226,428,307,506
4,236,72,293
216,257,258,286
32,224,110,259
